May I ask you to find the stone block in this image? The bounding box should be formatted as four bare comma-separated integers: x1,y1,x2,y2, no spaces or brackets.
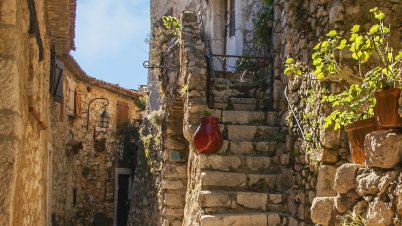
267,213,281,226
248,174,277,190
245,156,272,172
364,130,402,169
165,164,187,179
334,192,361,214
162,207,184,218
365,198,395,226
199,191,231,207
164,193,185,207
316,165,337,197
329,1,344,26
200,155,241,171
0,0,17,25
201,171,246,187
266,112,279,126
311,197,334,226
227,125,257,141
254,142,272,153
320,128,340,149
334,163,361,194
356,168,397,196
162,180,185,190
222,111,265,125
231,141,253,155
200,213,267,226
269,194,285,204
236,192,267,210
318,148,338,163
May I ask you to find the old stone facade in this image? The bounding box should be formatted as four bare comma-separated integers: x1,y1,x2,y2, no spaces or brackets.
135,0,402,226
0,0,142,225
50,55,141,225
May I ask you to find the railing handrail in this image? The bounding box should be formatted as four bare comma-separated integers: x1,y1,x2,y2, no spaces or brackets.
211,54,270,60
284,86,306,140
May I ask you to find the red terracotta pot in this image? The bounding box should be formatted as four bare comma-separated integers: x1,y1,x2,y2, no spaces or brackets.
344,118,377,164
375,88,402,128
194,116,223,154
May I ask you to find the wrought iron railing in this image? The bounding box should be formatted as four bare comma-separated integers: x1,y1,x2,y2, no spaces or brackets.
198,15,215,108
198,15,273,110
211,54,269,82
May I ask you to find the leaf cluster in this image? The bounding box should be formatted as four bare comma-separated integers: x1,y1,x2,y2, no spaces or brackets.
253,0,274,46
284,8,402,130
162,16,181,37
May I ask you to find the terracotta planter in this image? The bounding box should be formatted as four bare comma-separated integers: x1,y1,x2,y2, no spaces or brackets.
344,118,377,164
194,116,223,154
375,88,402,128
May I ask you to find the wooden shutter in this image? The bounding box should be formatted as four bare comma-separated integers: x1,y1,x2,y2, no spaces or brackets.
116,101,129,127
50,47,64,103
74,89,82,118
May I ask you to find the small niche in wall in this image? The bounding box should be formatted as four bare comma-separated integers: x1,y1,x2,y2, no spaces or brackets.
94,138,106,152
72,188,77,207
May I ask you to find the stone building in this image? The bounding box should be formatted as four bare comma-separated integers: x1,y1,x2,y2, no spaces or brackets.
0,0,142,225
131,0,402,226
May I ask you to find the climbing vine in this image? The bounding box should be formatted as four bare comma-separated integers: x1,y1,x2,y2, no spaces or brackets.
253,0,274,46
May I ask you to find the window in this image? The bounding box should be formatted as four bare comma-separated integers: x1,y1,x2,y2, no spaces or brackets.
228,0,235,37
116,101,129,127
50,46,64,103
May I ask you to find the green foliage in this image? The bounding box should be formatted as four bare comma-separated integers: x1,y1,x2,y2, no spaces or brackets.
203,110,212,116
134,95,147,111
253,0,274,46
284,8,402,130
148,109,165,127
116,121,142,170
338,211,365,226
162,16,181,37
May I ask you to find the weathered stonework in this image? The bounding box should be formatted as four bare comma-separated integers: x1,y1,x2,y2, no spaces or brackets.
0,1,143,225
50,56,141,225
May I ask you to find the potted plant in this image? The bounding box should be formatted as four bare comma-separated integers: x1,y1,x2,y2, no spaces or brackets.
193,111,223,154
284,8,402,163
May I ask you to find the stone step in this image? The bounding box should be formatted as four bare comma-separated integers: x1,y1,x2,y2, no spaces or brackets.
200,155,288,173
221,110,278,126
217,140,287,157
225,125,282,142
199,190,287,213
200,212,290,226
213,97,260,111
201,171,287,192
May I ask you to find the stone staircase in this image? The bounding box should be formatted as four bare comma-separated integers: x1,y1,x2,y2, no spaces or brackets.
197,73,292,226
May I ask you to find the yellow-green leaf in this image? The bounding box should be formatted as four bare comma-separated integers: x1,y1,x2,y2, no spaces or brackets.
351,25,360,33
326,30,337,37
285,58,294,64
369,24,380,35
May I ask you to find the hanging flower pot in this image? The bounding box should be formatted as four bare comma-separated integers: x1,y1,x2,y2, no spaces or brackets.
194,116,223,154
344,118,377,164
375,88,402,128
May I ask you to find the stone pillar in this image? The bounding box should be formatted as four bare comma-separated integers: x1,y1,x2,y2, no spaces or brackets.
0,0,24,224
179,11,210,226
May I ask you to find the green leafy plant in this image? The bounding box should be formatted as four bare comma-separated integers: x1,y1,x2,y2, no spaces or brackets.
253,0,274,46
284,8,402,130
203,110,212,116
116,121,142,170
162,16,181,37
338,211,365,226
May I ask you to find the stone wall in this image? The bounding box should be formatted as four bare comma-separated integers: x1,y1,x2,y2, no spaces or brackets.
279,0,401,225
50,56,141,225
311,130,402,226
0,0,53,224
0,0,142,225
